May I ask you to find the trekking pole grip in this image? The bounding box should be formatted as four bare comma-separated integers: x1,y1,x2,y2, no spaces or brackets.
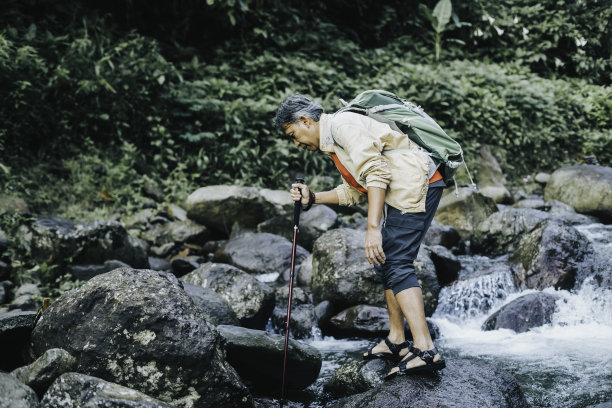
294,177,304,227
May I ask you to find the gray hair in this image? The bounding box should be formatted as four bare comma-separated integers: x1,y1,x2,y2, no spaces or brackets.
273,95,324,132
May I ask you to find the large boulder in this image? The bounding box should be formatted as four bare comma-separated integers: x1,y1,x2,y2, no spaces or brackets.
271,286,314,340
11,348,76,397
185,185,291,235
482,292,559,333
471,208,552,256
311,229,383,309
30,268,252,408
213,231,309,281
181,262,275,329
183,282,240,326
422,220,462,250
328,358,528,407
0,310,37,371
510,220,594,290
140,218,209,248
327,305,389,338
434,187,498,239
0,372,39,408
217,325,322,392
544,165,612,222
41,372,174,408
426,245,461,286
474,145,512,204
324,359,389,398
257,204,339,251
16,216,148,270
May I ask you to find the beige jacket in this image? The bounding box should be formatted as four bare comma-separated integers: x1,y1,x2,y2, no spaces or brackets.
318,112,431,213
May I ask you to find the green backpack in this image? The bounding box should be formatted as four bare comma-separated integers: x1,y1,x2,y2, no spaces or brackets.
332,89,472,186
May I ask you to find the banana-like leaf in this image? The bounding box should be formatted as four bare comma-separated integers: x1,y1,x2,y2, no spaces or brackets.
433,0,452,33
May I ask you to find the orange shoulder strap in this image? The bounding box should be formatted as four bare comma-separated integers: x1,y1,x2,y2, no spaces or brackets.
329,153,368,193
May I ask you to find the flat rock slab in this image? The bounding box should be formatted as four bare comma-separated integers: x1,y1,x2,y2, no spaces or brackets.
330,358,528,408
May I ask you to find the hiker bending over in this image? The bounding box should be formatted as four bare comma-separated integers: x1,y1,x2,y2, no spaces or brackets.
274,95,446,378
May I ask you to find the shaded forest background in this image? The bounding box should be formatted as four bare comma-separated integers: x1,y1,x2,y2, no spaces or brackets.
1,0,611,221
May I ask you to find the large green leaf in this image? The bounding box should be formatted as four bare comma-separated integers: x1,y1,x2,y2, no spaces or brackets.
433,0,452,33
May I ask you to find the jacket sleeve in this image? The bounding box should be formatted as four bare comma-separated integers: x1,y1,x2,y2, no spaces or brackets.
335,180,367,206
334,121,392,190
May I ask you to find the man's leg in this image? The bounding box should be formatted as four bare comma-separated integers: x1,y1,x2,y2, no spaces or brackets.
363,289,409,357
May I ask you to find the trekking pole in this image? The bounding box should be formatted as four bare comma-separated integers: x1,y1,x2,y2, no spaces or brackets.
280,177,304,408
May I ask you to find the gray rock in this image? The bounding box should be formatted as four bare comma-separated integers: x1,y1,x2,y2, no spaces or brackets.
41,372,174,407
124,209,155,229
311,229,383,309
11,348,77,397
535,172,551,185
167,204,188,221
183,282,239,326
544,165,612,222
148,256,171,272
426,245,461,286
313,300,335,329
510,219,594,290
150,242,175,257
422,220,462,250
324,359,389,398
30,268,251,408
0,371,39,408
0,311,36,371
512,198,548,210
329,358,528,407
67,259,130,281
217,324,321,392
472,208,552,256
141,219,208,248
181,262,275,329
271,286,314,339
0,281,7,304
16,216,149,271
185,185,289,234
328,305,389,338
482,292,559,333
170,256,200,277
9,283,41,311
297,254,313,287
213,232,309,281
475,145,513,204
434,187,498,239
257,204,339,251
546,199,600,225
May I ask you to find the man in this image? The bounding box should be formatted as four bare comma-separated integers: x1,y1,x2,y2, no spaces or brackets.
274,94,445,378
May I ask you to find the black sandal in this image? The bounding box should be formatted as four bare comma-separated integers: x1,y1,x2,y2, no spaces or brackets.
384,347,446,380
363,337,413,363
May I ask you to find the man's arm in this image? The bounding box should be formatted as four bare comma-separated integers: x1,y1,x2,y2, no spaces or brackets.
365,186,386,266
290,183,339,205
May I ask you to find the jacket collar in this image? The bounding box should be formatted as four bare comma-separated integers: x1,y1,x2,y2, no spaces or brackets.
318,113,335,153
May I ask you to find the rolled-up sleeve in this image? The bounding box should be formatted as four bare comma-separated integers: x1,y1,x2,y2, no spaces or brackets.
335,181,366,206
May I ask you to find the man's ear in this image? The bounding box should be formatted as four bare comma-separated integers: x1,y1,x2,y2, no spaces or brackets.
298,116,312,127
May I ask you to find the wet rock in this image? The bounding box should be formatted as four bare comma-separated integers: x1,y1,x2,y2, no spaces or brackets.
434,187,498,239
0,371,39,408
329,358,528,407
328,305,389,338
510,219,594,290
148,256,171,272
472,208,552,256
271,286,314,340
324,359,390,398
257,204,339,251
181,262,275,329
311,229,383,309
0,311,37,370
185,185,289,235
31,268,251,408
546,200,599,225
313,300,335,330
217,324,322,392
297,254,313,287
9,283,41,311
41,372,174,407
544,165,612,222
213,231,309,281
11,348,76,397
183,282,239,326
171,256,200,277
16,216,149,271
482,292,559,333
253,397,304,407
422,220,462,250
475,145,512,204
426,245,461,286
67,259,130,281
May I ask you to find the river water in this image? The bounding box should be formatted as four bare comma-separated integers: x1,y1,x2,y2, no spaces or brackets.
292,222,612,407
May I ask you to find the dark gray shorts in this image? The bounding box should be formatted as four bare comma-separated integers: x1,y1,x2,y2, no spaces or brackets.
375,183,444,295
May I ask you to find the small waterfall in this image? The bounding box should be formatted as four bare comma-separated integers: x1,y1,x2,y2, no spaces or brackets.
435,255,519,320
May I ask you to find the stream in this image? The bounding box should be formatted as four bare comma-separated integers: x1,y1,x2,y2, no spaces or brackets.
284,222,612,407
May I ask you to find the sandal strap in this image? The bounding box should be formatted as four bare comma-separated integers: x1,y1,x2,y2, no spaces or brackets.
397,353,419,371
419,347,439,364
384,337,411,357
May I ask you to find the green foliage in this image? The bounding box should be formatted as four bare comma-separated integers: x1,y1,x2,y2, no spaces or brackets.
420,0,454,60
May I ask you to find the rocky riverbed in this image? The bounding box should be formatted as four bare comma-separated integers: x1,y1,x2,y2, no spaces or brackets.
1,161,611,407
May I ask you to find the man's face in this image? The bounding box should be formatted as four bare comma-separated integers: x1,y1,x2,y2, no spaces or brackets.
283,116,319,151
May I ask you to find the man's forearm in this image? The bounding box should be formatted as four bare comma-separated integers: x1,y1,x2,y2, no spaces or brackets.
367,186,386,229
314,190,340,205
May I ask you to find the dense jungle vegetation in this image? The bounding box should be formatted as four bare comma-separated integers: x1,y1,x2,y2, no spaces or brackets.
1,0,611,221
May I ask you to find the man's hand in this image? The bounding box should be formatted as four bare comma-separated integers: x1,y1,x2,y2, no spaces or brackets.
290,183,311,206
365,227,386,266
